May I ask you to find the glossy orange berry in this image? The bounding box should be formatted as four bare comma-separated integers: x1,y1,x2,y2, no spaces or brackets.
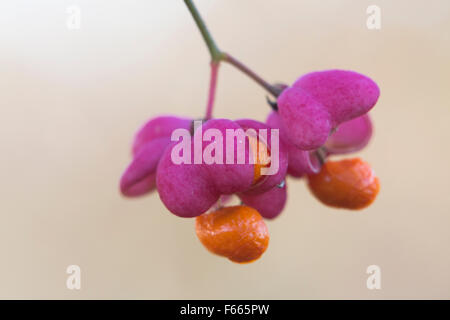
307,158,380,210
195,205,269,263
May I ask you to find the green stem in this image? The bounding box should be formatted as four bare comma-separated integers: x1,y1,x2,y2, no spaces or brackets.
184,0,283,101
222,53,283,97
184,0,223,62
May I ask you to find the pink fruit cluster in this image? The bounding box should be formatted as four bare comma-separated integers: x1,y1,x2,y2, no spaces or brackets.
267,70,377,178
276,70,378,150
121,117,289,219
120,69,379,220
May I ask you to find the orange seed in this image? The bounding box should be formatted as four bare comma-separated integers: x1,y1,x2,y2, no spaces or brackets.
307,158,380,210
195,205,269,263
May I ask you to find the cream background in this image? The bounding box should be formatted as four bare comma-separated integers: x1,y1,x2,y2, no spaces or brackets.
1,0,449,299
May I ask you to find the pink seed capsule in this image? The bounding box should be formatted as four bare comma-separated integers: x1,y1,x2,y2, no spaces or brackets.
120,137,170,197
266,111,321,178
156,142,219,218
276,70,379,152
132,115,192,156
192,118,255,195
235,118,288,195
120,115,193,197
286,145,321,178
239,182,287,220
293,70,379,126
277,86,332,150
325,114,373,155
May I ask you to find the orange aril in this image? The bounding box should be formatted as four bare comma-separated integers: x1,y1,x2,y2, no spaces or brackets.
247,135,271,183
195,205,269,263
307,158,380,210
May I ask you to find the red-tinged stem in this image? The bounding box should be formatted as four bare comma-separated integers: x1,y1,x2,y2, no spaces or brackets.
205,61,220,119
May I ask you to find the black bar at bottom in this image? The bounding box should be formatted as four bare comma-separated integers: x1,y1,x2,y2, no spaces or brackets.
0,300,445,318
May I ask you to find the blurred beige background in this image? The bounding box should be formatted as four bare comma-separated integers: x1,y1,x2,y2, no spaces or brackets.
1,0,449,299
